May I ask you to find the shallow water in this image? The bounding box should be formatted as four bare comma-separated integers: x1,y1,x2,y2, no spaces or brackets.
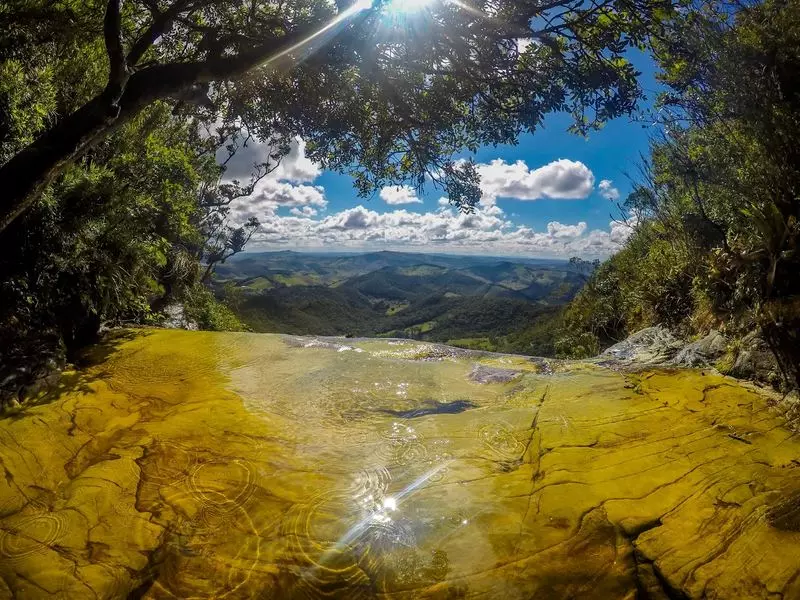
0,329,799,599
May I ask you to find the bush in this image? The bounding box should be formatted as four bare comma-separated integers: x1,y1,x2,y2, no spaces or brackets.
183,285,247,332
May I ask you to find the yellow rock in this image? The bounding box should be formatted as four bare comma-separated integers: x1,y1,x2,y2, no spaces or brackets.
0,329,798,599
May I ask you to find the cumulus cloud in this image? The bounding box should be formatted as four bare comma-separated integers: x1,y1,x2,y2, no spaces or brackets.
546,221,588,238
474,158,595,204
598,179,621,201
222,148,632,258
221,135,328,224
220,136,320,184
230,180,327,223
379,185,423,205
245,201,635,258
290,206,319,217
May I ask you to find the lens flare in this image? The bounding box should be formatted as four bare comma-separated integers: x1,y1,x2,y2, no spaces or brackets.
386,0,436,13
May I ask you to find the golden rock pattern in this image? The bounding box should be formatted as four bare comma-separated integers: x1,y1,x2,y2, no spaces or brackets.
0,329,798,599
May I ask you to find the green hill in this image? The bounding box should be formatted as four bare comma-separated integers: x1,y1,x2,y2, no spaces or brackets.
213,251,583,355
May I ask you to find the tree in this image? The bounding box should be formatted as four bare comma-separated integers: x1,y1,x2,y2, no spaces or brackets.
201,215,260,282
557,0,800,388
0,0,672,234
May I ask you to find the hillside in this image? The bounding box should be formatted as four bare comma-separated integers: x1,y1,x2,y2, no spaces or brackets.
213,251,583,354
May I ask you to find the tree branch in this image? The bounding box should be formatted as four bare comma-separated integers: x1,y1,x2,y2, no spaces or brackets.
104,0,128,104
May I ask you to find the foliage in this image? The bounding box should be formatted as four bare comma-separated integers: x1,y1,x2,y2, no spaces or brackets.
557,0,800,387
0,104,207,351
183,284,248,332
0,0,674,234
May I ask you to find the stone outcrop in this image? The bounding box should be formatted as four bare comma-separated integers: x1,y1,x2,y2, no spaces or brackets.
0,329,799,599
600,326,685,364
601,327,788,392
729,330,785,388
159,302,199,330
673,329,728,367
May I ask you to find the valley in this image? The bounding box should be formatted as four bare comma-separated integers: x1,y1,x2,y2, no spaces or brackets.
213,251,584,355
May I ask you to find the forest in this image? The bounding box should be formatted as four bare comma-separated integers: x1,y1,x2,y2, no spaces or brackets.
1,0,798,401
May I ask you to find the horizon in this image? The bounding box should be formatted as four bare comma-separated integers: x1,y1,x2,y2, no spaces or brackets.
234,247,574,262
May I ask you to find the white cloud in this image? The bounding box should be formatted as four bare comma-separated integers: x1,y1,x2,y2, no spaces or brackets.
272,138,322,183
290,206,319,217
474,158,595,204
379,185,423,205
220,136,320,184
547,221,587,238
255,180,326,207
230,180,327,222
598,179,621,201
244,201,635,258
516,38,534,54
221,135,328,223
223,150,632,258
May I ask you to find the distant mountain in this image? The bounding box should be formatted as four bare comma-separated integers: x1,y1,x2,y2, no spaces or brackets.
214,250,585,355
215,250,571,284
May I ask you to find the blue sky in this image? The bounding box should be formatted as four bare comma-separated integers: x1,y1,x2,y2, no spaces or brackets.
227,52,661,258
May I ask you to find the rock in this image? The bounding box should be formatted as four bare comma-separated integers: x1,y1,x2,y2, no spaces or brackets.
378,399,477,418
469,364,523,384
731,331,783,386
1,329,799,599
528,357,554,375
673,330,729,367
160,302,199,330
601,326,684,364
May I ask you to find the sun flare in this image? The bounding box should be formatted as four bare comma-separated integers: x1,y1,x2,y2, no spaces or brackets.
385,0,437,13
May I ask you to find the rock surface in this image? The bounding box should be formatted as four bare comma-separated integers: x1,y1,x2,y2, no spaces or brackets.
0,329,799,599
731,330,784,387
159,302,198,330
673,329,729,367
600,326,685,364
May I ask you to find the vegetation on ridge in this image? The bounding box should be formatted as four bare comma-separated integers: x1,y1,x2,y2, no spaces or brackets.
210,251,578,354
556,0,800,389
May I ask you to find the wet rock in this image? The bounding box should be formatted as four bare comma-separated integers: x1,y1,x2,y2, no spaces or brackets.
282,335,365,353
673,330,728,367
283,335,346,351
528,357,555,375
469,364,523,384
1,329,799,599
601,326,684,364
766,492,800,531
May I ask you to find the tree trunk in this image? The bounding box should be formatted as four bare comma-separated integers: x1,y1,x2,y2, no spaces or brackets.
0,95,118,233
0,11,361,234
0,63,201,234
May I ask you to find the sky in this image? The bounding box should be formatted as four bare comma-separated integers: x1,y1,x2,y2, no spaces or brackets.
224,51,661,259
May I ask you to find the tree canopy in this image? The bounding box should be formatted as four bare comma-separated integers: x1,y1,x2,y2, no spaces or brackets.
557,0,800,389
0,0,679,404
0,0,671,233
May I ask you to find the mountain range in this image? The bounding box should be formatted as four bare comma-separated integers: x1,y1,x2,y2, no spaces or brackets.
214,251,586,354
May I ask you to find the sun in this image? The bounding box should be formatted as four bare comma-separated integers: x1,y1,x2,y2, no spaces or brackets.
385,0,437,13
348,0,439,15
